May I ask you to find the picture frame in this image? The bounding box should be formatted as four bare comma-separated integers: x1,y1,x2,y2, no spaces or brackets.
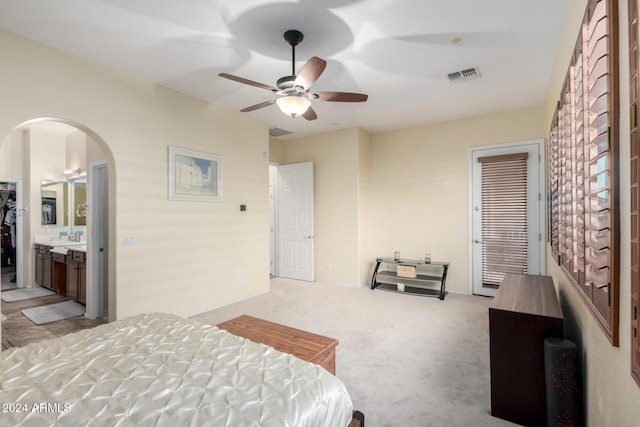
168,146,222,202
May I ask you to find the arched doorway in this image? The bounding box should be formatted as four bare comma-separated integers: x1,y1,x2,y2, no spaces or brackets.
0,117,115,322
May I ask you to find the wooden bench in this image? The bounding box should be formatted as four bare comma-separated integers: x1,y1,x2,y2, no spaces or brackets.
216,314,339,374
217,315,364,427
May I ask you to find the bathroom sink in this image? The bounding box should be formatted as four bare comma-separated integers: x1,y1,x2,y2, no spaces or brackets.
50,246,70,255
49,244,87,255
46,240,86,247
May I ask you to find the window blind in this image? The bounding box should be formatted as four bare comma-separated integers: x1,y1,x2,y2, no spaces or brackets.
547,0,619,346
479,153,528,287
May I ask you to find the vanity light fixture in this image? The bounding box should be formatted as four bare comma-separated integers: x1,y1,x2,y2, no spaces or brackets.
276,96,311,118
64,168,86,181
64,168,82,177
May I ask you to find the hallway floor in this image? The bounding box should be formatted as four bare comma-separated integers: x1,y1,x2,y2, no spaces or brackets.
1,270,105,350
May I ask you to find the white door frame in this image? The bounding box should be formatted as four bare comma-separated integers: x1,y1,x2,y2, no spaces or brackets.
86,160,108,319
0,178,25,288
269,163,279,277
467,139,546,295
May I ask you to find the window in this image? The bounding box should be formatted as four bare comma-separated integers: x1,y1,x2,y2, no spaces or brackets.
547,0,619,346
479,153,529,286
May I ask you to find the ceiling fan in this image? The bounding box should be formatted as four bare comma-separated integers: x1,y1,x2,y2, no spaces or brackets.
219,29,368,121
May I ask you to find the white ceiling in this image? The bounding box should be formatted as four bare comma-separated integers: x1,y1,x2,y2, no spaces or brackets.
0,0,567,138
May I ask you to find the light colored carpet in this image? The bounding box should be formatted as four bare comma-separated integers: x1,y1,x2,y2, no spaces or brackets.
2,286,55,302
21,300,85,325
191,277,518,427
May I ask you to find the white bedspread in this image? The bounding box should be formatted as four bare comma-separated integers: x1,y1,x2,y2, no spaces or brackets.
0,313,353,426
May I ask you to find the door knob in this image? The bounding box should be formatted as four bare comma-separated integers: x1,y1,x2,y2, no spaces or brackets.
474,239,483,244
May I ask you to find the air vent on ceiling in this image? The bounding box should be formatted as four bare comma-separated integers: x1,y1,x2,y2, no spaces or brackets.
269,127,293,137
447,66,481,83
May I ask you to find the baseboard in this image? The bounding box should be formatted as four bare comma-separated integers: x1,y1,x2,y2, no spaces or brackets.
186,288,271,318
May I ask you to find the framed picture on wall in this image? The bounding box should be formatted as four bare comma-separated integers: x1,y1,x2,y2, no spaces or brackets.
168,146,222,202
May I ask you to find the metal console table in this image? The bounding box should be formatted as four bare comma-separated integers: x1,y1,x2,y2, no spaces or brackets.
370,257,449,300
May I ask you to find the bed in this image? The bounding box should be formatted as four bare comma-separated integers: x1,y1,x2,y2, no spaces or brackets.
0,313,354,426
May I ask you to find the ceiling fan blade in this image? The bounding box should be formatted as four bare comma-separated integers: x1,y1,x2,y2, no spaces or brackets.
240,100,276,112
294,57,327,90
219,73,277,92
302,106,318,121
316,91,368,102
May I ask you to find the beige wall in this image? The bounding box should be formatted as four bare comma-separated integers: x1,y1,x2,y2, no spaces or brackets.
271,108,544,290
0,29,270,320
271,128,373,287
66,130,87,174
275,128,362,286
542,1,640,425
357,129,374,286
0,129,25,178
269,137,286,164
371,107,545,294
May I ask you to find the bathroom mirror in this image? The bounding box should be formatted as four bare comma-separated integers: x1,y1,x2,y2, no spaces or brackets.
40,179,69,226
72,178,87,227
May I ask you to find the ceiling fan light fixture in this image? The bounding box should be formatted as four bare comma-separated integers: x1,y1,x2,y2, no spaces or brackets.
276,96,311,118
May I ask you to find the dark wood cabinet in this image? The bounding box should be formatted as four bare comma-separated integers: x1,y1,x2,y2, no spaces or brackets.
34,245,44,285
66,249,86,305
35,244,86,303
489,273,564,427
34,244,53,289
51,252,67,294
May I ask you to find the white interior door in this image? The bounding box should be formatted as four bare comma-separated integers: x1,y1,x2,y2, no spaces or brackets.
278,162,314,281
470,140,544,297
87,161,108,319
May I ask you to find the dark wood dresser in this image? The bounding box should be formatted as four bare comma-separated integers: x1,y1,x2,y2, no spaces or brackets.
489,273,564,427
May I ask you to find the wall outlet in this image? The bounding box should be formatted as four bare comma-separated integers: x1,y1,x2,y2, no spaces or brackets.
124,234,136,246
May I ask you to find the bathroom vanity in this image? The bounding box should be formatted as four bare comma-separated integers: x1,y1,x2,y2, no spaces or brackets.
35,241,86,305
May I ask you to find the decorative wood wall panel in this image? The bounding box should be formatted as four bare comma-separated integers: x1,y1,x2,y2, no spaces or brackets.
547,0,619,346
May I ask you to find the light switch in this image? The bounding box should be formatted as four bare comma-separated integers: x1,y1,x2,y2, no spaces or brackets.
240,205,247,211
124,234,136,246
